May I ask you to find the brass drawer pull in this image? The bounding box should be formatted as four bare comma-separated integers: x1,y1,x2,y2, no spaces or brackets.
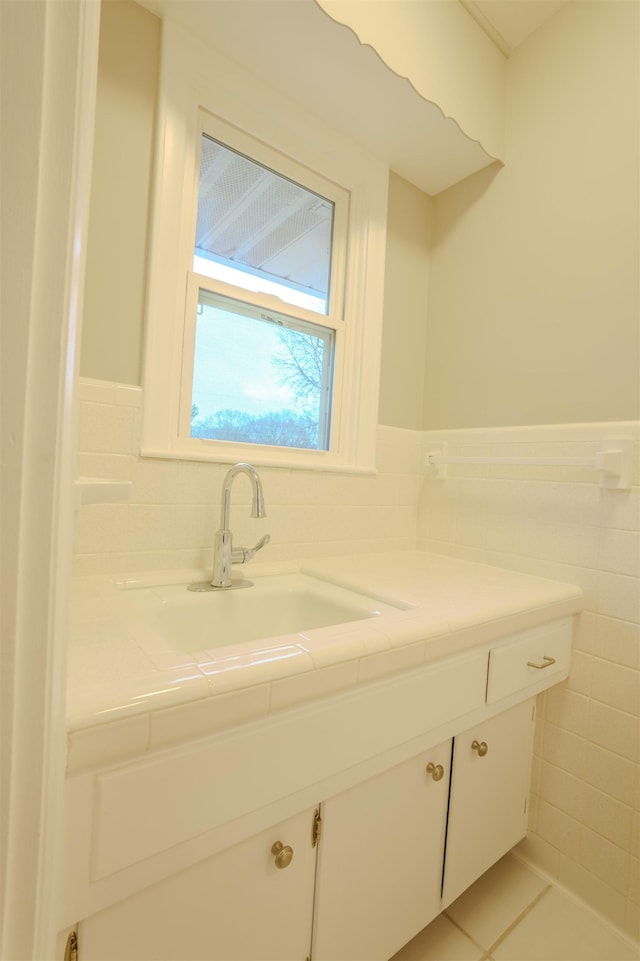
426,762,445,781
471,740,488,757
271,841,294,869
527,655,556,670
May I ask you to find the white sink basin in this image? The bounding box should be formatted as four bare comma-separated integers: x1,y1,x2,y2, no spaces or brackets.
121,572,402,653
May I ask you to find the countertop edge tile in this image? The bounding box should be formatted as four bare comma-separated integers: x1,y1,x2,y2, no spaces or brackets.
66,550,584,768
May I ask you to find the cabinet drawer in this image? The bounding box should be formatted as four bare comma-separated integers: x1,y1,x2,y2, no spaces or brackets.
486,618,573,703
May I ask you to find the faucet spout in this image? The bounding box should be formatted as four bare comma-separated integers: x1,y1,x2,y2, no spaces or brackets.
211,463,268,588
219,462,266,528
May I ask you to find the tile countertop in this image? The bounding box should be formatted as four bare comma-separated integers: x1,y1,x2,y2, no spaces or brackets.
66,551,583,772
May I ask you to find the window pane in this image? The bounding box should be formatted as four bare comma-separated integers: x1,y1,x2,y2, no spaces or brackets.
195,135,334,314
190,291,334,450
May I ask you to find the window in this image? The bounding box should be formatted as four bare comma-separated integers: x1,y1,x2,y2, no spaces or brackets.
142,22,388,471
189,292,334,451
194,134,333,315
182,122,346,453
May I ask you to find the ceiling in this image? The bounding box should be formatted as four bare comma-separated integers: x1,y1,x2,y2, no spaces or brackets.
463,1,568,55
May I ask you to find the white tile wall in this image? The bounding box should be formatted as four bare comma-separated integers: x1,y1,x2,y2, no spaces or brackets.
72,380,639,945
417,423,640,944
73,379,421,575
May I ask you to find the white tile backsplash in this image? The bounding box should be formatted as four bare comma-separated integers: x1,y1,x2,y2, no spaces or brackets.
72,379,639,945
79,401,135,453
594,617,640,670
73,378,420,575
599,530,640,577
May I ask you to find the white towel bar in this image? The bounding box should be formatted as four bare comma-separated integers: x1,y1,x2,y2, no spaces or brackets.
424,439,633,489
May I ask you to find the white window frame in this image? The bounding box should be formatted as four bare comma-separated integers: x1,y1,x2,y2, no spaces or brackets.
180,113,347,453
142,20,388,472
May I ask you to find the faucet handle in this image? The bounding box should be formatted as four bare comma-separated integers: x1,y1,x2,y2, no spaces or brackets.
231,533,270,565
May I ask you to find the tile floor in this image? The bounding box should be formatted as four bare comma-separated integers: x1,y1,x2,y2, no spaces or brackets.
392,854,639,961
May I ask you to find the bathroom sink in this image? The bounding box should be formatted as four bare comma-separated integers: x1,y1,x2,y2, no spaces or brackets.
122,572,402,653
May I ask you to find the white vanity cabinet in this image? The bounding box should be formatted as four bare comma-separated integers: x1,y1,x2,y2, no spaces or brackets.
73,704,536,961
60,612,576,961
442,698,536,908
77,805,319,961
312,739,453,961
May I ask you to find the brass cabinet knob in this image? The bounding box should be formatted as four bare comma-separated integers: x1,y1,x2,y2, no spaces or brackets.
471,739,488,757
426,762,445,781
271,841,294,869
64,932,78,961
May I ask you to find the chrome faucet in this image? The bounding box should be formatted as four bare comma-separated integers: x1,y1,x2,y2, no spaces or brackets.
209,463,270,589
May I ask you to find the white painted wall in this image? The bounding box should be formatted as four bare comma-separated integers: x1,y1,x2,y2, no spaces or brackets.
424,0,640,429
84,2,639,434
79,0,426,413
81,0,159,386
379,175,433,430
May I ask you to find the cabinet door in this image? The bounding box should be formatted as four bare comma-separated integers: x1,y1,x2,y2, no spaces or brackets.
442,698,535,908
78,806,318,961
312,739,452,961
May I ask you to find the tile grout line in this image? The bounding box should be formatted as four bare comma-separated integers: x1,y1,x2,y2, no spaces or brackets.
480,883,553,959
442,911,491,956
510,851,640,956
